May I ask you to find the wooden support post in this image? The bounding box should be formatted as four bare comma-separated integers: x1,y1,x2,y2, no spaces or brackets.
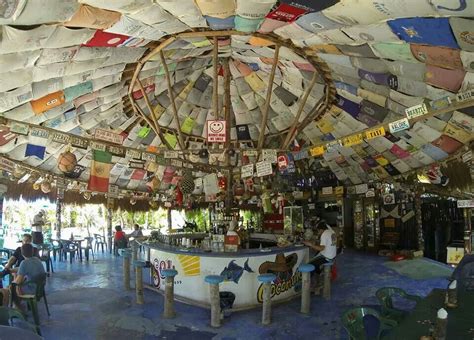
55,199,62,240
209,283,221,327
281,72,319,149
162,269,178,319
464,208,472,254
301,271,311,314
107,207,113,254
223,60,232,213
212,37,219,118
136,79,173,150
257,45,280,152
159,50,186,153
122,252,131,290
323,263,332,300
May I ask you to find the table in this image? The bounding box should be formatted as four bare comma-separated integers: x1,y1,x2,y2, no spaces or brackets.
0,325,43,339
384,289,474,339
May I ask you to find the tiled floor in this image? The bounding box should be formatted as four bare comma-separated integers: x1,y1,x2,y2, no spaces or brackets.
11,249,451,339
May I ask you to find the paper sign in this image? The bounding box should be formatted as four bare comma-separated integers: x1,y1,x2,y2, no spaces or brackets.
164,151,179,159
335,186,344,196
71,136,88,149
108,184,119,198
207,120,226,143
355,183,368,194
106,145,125,157
342,134,363,147
241,164,254,178
126,149,141,159
90,141,106,151
458,200,474,208
141,152,156,162
52,132,71,144
310,145,325,157
322,186,333,195
389,118,410,133
256,161,273,177
383,193,396,205
9,122,29,135
456,89,473,102
0,157,16,172
170,159,183,168
95,128,124,145
262,149,277,163
401,210,415,223
429,96,451,110
405,103,428,119
181,117,195,135
243,150,258,157
365,188,376,197
365,126,386,140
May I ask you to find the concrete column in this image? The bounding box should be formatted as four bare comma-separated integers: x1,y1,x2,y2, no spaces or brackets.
135,263,144,304
298,263,315,314
205,275,224,328
131,240,138,262
258,273,276,326
162,269,178,319
323,263,332,300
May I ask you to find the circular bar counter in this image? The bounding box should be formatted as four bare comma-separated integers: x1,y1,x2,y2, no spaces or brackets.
141,242,309,310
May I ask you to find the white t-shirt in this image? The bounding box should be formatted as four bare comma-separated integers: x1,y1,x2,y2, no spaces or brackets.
320,227,337,260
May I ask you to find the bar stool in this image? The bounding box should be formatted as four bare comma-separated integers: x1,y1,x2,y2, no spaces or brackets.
204,275,224,328
118,249,132,290
162,269,178,318
258,273,276,325
134,260,147,304
322,261,333,300
298,264,315,314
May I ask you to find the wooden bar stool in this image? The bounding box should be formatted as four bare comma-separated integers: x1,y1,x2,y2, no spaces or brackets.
162,269,178,318
258,273,276,325
118,249,132,290
298,264,315,314
133,260,147,304
322,261,333,300
204,275,224,328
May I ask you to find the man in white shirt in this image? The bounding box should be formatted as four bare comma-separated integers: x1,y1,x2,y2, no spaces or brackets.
303,220,337,274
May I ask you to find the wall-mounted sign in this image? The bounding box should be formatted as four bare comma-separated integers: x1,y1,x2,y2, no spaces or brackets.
90,141,106,151
126,149,141,159
355,183,368,194
456,90,473,102
342,134,363,147
457,200,474,208
383,193,396,205
365,126,385,140
310,145,324,157
10,122,29,135
241,164,254,178
262,149,277,163
256,161,272,177
389,118,410,133
94,128,124,145
365,188,376,197
322,186,333,195
405,103,428,119
207,120,226,143
164,151,179,159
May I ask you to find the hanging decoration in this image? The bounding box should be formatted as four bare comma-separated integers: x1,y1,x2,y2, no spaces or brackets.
57,150,77,173
180,171,195,194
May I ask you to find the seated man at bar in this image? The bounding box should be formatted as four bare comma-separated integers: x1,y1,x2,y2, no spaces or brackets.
0,233,38,278
303,220,337,274
1,244,45,308
130,224,143,238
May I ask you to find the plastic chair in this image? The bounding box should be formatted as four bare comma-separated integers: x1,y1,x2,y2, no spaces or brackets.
0,305,25,325
94,234,107,254
51,240,62,262
375,287,422,324
61,241,77,264
0,248,11,267
11,273,50,335
341,307,397,340
83,237,94,261
38,244,54,274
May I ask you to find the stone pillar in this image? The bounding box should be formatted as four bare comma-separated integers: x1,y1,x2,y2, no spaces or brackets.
131,240,138,262
162,269,178,318
298,264,315,314
323,262,333,300
258,273,276,326
204,275,224,328
119,249,132,290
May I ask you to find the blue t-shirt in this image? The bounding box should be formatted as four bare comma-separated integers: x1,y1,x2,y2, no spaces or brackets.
18,257,45,294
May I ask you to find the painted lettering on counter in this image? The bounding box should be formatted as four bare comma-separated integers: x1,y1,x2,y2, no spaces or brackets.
151,258,175,289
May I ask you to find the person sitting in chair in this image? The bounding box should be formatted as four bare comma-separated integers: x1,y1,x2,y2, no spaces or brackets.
114,225,128,254
1,244,45,308
1,234,38,278
129,224,143,238
303,219,337,274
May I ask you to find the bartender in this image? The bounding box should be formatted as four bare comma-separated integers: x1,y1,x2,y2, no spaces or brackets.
303,219,337,274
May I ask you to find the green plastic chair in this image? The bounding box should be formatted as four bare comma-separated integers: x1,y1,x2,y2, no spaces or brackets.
341,307,397,340
12,273,50,335
375,287,422,323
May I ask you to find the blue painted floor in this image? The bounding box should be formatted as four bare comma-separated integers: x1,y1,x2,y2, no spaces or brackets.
15,250,451,339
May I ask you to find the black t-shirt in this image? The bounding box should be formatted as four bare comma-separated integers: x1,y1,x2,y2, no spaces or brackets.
12,246,39,267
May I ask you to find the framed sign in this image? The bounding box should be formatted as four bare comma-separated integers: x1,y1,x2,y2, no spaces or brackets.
94,128,124,145
256,161,272,177
207,120,226,143
241,164,254,178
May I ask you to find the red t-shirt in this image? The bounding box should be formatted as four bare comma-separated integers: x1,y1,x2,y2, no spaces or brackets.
114,231,126,241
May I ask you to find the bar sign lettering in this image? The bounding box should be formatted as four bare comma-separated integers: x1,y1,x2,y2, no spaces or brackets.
405,103,428,119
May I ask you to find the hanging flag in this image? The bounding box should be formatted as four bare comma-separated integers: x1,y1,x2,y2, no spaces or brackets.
25,144,46,160
88,150,112,192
